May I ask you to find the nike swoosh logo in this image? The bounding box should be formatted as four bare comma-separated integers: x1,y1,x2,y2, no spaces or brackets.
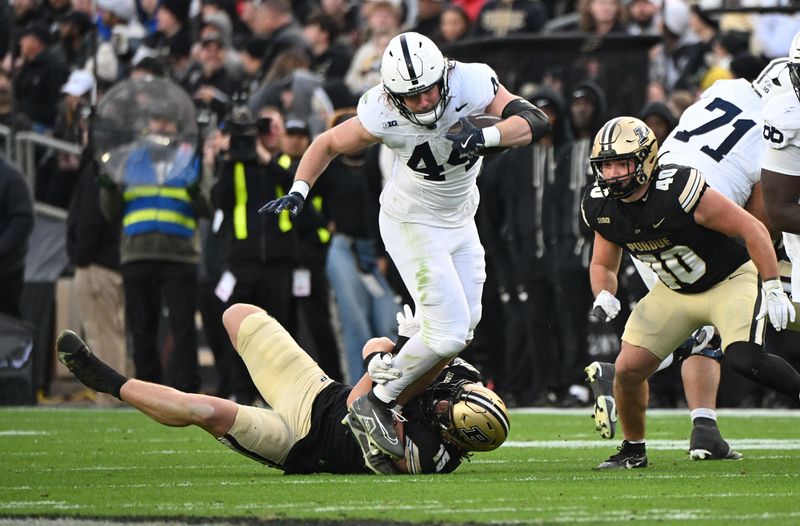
371,409,399,444
652,217,665,229
624,460,640,468
455,103,467,111
461,137,473,149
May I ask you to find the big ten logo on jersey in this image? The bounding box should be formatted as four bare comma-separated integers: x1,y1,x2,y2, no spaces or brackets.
763,125,785,145
655,168,677,191
383,120,399,129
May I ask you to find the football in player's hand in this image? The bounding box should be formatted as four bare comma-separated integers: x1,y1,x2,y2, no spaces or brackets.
448,113,508,156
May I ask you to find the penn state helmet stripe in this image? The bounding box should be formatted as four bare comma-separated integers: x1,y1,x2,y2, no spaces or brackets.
754,58,789,88
399,34,420,86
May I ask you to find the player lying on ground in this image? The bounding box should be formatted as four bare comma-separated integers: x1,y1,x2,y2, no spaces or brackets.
57,303,510,475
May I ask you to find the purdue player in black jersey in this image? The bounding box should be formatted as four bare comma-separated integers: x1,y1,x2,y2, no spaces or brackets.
581,117,799,470
55,302,510,475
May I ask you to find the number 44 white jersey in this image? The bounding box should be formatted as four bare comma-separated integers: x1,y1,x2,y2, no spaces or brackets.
660,79,766,208
357,61,498,227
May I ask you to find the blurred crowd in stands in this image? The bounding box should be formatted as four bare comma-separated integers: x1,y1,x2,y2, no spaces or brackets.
0,0,798,408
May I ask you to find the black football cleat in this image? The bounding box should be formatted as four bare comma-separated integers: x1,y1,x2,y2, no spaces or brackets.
585,361,617,439
347,392,405,459
689,424,743,461
595,440,648,470
342,413,400,475
56,330,126,399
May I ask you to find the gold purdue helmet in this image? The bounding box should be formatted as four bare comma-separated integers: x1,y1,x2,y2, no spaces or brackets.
590,116,658,199
435,383,510,452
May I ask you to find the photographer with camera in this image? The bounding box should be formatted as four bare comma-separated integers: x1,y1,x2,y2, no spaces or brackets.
210,104,301,404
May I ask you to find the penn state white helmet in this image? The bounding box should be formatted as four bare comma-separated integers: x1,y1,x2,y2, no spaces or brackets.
380,32,451,126
751,57,792,101
789,30,800,102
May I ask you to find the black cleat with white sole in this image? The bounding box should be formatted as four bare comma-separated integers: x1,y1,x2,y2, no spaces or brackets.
595,440,648,470
347,391,405,459
585,361,617,439
689,424,743,461
342,413,400,475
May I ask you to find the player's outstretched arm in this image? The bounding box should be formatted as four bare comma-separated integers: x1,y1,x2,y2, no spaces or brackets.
259,118,381,216
296,117,381,189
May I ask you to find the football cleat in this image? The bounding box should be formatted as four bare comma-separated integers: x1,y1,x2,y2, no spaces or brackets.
56,330,126,399
689,424,743,461
342,413,400,475
595,441,648,470
347,393,405,459
585,361,617,439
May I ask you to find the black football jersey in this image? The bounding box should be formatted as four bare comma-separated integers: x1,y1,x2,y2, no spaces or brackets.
581,164,749,294
282,383,369,475
282,359,483,475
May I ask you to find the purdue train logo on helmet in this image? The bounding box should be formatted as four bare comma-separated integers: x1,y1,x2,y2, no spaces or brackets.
590,116,658,200
380,32,451,127
434,383,510,452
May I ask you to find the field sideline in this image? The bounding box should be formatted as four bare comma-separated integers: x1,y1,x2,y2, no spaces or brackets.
2,407,799,525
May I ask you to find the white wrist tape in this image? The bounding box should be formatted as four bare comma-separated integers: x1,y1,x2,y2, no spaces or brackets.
482,126,502,147
290,180,311,199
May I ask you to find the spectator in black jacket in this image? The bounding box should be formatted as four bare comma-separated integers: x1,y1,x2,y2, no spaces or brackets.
13,22,69,130
66,155,126,407
0,155,34,318
210,106,299,404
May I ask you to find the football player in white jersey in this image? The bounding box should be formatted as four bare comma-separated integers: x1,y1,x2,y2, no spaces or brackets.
763,31,800,317
260,31,549,458
586,55,800,460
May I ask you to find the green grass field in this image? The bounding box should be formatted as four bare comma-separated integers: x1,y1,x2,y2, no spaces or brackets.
2,407,799,525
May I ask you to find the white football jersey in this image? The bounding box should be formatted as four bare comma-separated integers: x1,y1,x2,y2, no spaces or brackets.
762,90,800,176
357,61,499,227
660,79,766,207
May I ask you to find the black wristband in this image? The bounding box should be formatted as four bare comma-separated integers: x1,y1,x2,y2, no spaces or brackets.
362,351,383,371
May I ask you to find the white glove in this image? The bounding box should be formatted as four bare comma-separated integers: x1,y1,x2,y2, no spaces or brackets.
366,353,402,384
396,304,420,338
757,278,796,331
592,290,621,322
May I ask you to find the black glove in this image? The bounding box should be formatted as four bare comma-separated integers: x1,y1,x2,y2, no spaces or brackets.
258,192,305,216
445,116,486,157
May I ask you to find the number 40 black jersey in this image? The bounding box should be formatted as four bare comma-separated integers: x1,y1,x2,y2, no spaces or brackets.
581,164,749,294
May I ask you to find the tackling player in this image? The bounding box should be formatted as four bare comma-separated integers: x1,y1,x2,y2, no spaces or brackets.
259,31,548,458
581,117,799,469
585,54,798,460
56,303,510,475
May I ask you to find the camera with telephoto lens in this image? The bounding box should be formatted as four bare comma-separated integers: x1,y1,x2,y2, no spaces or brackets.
222,91,271,162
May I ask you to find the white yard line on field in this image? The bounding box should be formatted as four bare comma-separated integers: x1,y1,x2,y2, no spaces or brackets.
503,438,800,449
